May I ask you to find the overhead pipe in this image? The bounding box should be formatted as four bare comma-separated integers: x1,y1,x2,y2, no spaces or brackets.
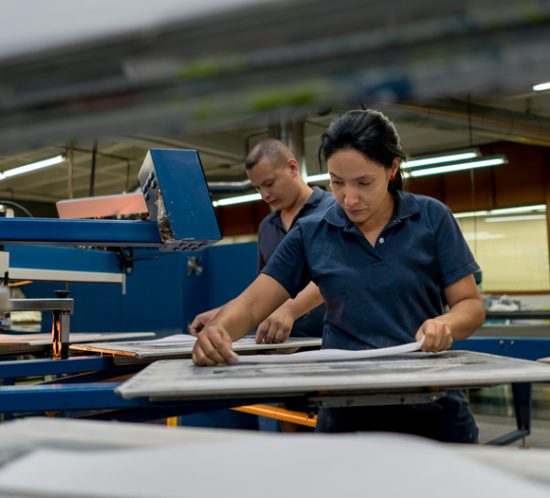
381,101,550,148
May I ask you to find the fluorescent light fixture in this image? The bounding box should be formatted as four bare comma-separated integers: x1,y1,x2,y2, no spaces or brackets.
454,204,546,219
462,231,505,241
214,175,331,206
533,81,550,92
305,173,330,183
406,156,507,178
485,214,546,223
0,154,65,181
454,210,490,218
305,150,481,182
213,150,500,206
212,192,261,207
491,204,546,215
403,150,480,169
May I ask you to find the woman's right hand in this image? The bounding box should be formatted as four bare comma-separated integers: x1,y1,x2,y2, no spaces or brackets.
192,325,238,366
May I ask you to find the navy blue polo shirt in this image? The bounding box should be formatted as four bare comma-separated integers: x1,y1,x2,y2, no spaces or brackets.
257,186,334,338
262,190,479,350
257,186,334,272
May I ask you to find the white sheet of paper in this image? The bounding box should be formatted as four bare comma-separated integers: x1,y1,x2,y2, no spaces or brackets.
149,335,259,346
235,340,422,364
0,433,547,498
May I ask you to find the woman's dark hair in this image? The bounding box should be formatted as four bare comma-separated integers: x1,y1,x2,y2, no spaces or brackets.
320,109,406,192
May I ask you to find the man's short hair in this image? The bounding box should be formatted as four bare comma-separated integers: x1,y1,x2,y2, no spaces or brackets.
245,139,294,170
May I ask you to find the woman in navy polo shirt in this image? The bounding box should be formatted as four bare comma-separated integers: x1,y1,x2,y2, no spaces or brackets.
193,109,485,443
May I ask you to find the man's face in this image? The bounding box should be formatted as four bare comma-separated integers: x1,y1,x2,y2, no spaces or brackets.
247,158,297,210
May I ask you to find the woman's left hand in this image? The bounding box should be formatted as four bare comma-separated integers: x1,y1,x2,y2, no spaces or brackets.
415,319,453,352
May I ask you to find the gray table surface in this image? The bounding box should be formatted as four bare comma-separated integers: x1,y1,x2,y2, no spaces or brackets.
116,350,550,400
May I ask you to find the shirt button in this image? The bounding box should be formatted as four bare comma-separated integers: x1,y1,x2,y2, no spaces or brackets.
379,237,384,244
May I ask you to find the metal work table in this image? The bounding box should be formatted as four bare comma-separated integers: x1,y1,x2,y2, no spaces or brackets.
0,332,155,356
70,335,322,363
117,350,550,400
455,314,550,361
116,350,550,444
0,336,321,420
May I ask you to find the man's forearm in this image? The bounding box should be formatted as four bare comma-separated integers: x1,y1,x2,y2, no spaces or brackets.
209,274,291,341
279,282,323,320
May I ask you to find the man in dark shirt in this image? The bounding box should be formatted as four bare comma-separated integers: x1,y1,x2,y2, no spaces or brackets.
189,138,333,342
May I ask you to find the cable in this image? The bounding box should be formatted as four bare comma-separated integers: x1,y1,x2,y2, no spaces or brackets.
89,139,98,197
467,96,478,258
0,200,34,217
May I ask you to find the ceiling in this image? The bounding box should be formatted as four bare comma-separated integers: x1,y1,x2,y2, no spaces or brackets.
1,0,550,208
2,93,550,206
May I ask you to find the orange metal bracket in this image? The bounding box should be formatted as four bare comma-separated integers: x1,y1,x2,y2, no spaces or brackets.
232,404,317,428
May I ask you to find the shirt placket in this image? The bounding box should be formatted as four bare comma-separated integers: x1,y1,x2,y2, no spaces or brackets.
344,225,382,261
375,216,401,251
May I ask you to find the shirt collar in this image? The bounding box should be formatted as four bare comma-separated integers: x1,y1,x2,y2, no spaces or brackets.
305,186,326,208
323,190,420,228
394,190,420,220
269,186,326,227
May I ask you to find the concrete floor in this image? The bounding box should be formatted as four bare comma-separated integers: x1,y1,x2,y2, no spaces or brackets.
473,383,550,448
477,414,550,448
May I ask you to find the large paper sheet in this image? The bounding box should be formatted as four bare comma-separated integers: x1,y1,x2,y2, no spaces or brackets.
0,433,547,498
235,340,422,364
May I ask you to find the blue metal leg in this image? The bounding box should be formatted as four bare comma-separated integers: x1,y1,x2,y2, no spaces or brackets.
487,382,531,445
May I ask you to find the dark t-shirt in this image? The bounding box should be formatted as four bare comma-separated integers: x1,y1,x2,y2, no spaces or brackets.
257,186,334,337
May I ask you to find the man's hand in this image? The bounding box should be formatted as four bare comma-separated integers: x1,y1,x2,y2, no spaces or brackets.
415,319,453,353
192,325,238,366
188,308,219,336
255,307,295,344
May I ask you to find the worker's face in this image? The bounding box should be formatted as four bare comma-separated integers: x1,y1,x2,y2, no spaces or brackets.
247,158,299,210
328,148,398,226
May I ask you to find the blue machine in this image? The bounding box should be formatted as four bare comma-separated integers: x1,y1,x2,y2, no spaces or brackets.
16,242,257,337
0,149,222,358
0,149,221,250
138,149,221,251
